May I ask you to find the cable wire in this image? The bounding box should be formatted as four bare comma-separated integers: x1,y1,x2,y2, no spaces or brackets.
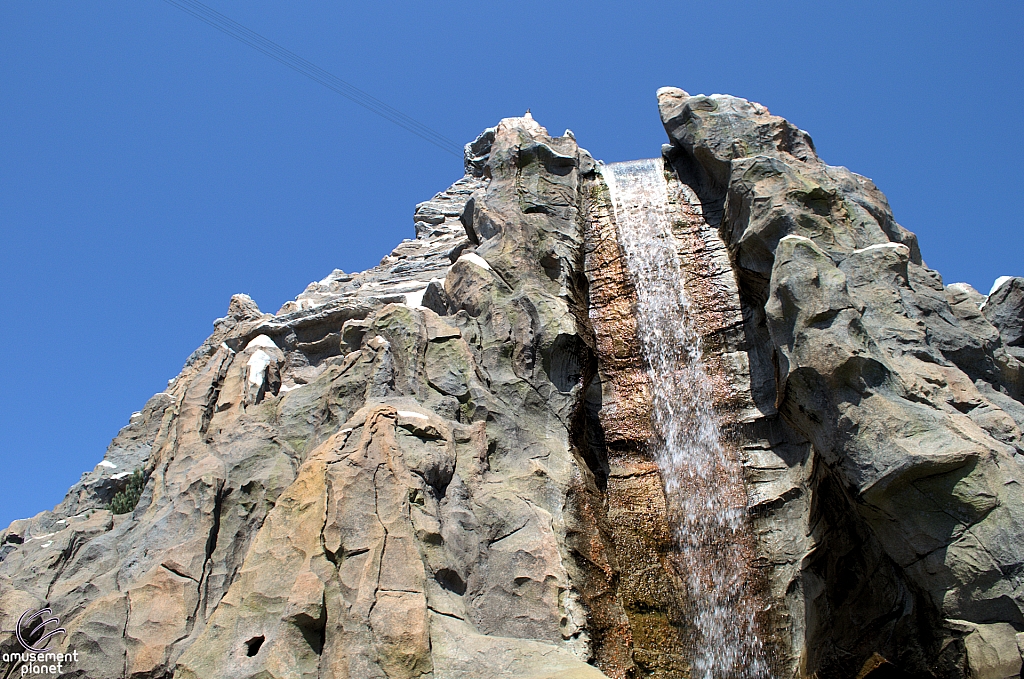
161,0,463,157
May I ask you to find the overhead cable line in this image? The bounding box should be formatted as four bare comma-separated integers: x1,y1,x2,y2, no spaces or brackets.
161,0,463,157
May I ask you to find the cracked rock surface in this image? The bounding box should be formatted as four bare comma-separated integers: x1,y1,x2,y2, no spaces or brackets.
2,91,1024,679
0,116,612,679
657,86,1024,679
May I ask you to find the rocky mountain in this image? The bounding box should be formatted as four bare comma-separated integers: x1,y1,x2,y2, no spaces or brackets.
2,89,1024,679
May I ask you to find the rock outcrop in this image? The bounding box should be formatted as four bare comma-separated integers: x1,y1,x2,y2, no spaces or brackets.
984,277,1024,364
0,114,619,679
1,91,1023,679
657,86,1024,679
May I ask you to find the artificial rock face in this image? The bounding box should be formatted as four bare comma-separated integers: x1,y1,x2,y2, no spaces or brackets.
1,95,1023,679
657,86,1024,679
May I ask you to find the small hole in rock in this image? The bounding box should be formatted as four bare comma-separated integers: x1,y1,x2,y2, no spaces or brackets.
434,568,467,595
540,254,561,281
245,635,265,657
546,333,585,393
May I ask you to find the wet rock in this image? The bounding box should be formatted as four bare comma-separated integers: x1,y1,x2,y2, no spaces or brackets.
660,86,1024,678
3,89,1022,679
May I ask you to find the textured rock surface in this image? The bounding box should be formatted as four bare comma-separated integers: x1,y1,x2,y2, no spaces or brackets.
581,165,691,678
658,86,1024,679
0,116,623,679
2,90,1024,679
984,277,1024,363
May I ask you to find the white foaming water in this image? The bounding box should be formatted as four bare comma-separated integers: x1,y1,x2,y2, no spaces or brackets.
601,159,768,679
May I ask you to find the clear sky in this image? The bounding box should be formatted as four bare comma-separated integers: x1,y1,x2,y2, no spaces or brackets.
1,1,1021,528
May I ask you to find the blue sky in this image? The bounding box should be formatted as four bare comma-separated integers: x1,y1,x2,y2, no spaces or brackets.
1,1,1021,527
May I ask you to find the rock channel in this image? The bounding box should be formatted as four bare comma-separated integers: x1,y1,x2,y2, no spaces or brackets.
2,91,1024,679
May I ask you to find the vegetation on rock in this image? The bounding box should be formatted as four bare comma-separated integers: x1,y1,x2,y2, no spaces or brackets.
108,468,146,515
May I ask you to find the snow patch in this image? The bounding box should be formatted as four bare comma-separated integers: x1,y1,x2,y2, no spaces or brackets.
394,280,432,291
111,472,131,481
947,282,977,295
459,252,493,272
279,383,303,393
990,276,1015,297
247,350,273,386
98,460,117,469
397,410,429,420
245,334,278,352
852,242,909,255
291,299,321,312
130,411,142,420
404,288,427,308
41,541,53,549
780,234,813,244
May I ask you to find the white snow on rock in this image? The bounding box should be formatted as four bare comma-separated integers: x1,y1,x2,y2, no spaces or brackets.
245,334,278,352
397,410,429,420
289,299,322,312
780,234,813,243
404,288,427,308
247,350,273,386
947,282,979,295
279,383,304,393
27,533,55,542
458,252,494,272
990,276,1015,297
852,242,909,256
111,472,131,481
98,460,118,469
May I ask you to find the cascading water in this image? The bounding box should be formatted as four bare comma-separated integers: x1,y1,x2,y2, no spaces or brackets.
601,159,768,679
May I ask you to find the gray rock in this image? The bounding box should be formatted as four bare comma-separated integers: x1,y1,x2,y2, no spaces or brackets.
4,89,1022,679
1,116,614,679
984,276,1024,361
660,86,1024,678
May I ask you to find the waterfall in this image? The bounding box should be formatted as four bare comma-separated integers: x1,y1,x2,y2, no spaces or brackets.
601,159,768,679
